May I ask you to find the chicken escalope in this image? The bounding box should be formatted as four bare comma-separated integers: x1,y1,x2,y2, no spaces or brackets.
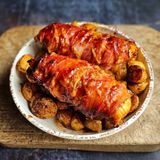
27,53,133,126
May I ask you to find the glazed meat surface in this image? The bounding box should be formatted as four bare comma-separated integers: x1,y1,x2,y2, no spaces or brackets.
28,53,132,123
35,23,138,71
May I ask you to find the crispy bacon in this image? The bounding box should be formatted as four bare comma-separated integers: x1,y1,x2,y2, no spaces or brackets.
28,53,132,125
35,23,138,71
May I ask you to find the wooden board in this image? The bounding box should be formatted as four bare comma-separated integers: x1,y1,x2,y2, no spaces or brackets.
0,25,160,152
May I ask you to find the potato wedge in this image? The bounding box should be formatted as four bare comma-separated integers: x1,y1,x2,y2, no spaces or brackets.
71,114,84,131
17,54,33,73
30,96,58,119
122,81,127,87
56,110,73,127
21,82,37,101
71,21,79,27
127,60,147,83
128,80,148,94
130,94,139,113
81,23,97,31
85,119,102,132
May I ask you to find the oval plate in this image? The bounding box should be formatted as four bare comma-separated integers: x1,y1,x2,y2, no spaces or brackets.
9,22,154,140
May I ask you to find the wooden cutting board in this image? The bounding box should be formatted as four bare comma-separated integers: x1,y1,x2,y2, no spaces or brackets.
0,25,160,152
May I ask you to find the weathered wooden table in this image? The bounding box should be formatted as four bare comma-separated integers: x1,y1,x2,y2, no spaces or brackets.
0,0,160,159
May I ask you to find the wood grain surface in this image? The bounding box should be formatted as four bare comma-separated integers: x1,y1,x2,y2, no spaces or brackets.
0,25,159,152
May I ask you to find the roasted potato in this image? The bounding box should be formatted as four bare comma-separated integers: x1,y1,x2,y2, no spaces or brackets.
128,80,148,94
17,54,33,73
21,82,37,101
56,101,69,110
122,81,127,87
104,118,115,129
56,110,73,127
71,114,84,131
128,60,146,71
113,98,131,125
85,119,102,132
81,23,97,31
130,94,139,113
112,63,127,80
129,44,138,60
30,96,58,119
71,21,79,27
104,69,115,77
127,60,147,83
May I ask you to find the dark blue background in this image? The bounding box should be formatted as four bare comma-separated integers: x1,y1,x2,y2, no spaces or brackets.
0,0,160,159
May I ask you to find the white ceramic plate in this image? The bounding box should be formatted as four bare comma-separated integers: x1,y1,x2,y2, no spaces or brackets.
9,22,154,140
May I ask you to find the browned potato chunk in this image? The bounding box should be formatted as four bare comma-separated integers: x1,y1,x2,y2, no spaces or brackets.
122,81,127,86
104,69,115,76
17,54,33,73
104,118,114,129
128,80,148,94
56,101,69,110
21,82,37,101
130,94,139,113
30,97,58,119
127,60,147,83
81,23,97,31
129,44,138,60
128,60,146,70
112,63,127,80
85,119,102,132
71,114,84,131
56,110,73,127
71,21,79,27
